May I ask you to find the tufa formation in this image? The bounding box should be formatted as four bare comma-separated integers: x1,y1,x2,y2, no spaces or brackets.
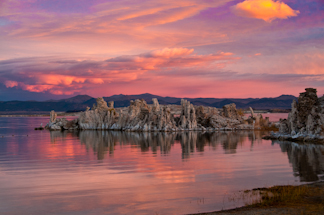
46,97,271,132
264,88,324,143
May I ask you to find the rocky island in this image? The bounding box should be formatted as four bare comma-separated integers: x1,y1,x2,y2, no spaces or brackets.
264,88,324,143
45,97,270,132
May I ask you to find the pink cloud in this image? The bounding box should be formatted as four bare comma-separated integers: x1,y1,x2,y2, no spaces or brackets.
0,48,238,95
4,80,18,88
232,0,300,22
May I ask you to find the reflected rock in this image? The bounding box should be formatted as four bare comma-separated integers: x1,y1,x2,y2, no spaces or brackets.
278,142,324,182
49,129,267,160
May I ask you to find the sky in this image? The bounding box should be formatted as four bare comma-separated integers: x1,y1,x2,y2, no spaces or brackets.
0,0,323,101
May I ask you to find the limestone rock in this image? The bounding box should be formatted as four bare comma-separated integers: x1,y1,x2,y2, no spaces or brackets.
108,101,114,108
267,88,324,142
297,88,319,129
46,97,260,132
195,104,251,130
249,107,254,118
223,103,241,120
78,97,116,130
110,98,177,131
178,99,197,130
45,113,73,131
50,110,57,123
279,119,289,133
95,97,109,112
152,98,160,112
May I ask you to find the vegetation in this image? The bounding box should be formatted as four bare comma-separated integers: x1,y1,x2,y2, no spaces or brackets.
226,184,324,214
237,109,245,117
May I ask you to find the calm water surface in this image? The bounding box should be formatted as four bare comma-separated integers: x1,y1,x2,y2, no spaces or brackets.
0,115,323,215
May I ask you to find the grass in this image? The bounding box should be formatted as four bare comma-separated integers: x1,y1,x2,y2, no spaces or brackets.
243,184,324,214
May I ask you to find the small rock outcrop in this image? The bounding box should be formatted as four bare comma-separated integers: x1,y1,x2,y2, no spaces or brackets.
264,88,324,143
223,103,241,120
45,111,78,131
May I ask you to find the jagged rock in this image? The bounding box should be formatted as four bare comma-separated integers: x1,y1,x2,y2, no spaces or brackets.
152,98,160,112
108,101,114,108
266,88,324,143
253,114,270,128
95,97,109,112
178,99,197,130
45,110,60,130
63,119,78,130
277,88,323,135
50,110,57,123
223,103,241,120
279,119,289,133
297,88,319,129
249,107,254,118
45,114,70,131
46,97,260,132
78,97,116,130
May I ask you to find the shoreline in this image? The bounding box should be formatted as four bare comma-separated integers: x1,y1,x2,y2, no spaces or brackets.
192,181,324,215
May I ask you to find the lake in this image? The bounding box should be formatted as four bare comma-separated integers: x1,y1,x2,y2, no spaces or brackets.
0,115,323,214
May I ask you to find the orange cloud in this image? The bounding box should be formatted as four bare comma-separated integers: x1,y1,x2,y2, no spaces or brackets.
232,0,299,22
151,48,194,58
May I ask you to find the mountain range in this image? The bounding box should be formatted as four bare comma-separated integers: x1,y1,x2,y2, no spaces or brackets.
0,93,297,112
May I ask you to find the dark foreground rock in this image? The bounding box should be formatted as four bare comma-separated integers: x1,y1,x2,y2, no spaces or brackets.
263,88,324,143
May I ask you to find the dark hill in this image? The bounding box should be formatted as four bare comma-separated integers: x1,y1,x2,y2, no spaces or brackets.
0,93,297,112
59,95,93,103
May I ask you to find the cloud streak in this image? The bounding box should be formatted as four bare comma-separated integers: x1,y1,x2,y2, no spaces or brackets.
0,48,238,95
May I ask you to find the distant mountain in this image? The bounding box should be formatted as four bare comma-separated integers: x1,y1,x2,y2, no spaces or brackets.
58,95,93,103
0,93,297,112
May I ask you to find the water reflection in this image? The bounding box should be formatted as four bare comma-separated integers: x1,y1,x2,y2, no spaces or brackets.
49,131,267,159
276,141,324,182
49,130,324,182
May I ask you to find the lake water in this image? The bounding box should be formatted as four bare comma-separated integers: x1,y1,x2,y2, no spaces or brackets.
1,115,324,215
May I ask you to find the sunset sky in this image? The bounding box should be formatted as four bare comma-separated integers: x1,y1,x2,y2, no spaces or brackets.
0,0,323,100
